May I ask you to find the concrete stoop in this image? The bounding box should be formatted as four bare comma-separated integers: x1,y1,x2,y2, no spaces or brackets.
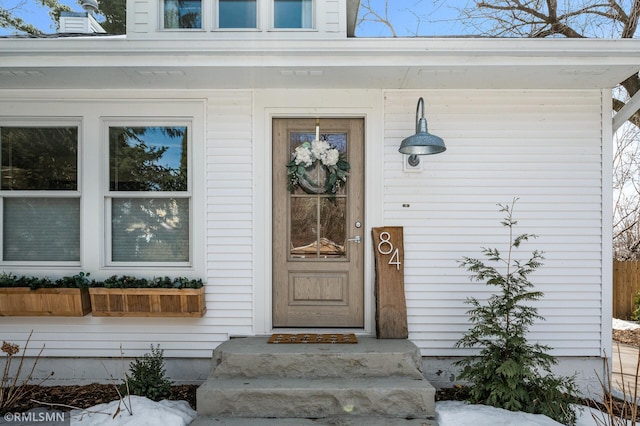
193,337,436,425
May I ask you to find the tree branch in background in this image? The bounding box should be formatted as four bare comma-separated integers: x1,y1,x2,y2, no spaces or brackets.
357,0,397,36
0,0,125,35
0,5,42,35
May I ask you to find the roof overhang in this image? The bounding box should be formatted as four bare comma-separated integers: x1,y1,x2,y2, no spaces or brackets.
0,38,638,91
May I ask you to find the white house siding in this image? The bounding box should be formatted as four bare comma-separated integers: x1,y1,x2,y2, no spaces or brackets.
205,91,255,339
383,90,608,359
323,0,342,34
130,0,149,34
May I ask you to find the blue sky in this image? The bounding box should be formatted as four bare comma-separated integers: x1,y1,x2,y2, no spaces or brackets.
0,0,470,37
357,1,470,36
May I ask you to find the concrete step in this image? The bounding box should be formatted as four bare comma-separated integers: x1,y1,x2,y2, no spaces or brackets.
209,337,425,379
196,336,436,423
196,376,435,418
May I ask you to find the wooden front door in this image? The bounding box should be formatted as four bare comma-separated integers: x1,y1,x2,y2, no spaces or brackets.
272,118,364,328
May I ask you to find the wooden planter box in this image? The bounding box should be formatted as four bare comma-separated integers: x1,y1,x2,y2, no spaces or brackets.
89,287,206,317
0,288,91,317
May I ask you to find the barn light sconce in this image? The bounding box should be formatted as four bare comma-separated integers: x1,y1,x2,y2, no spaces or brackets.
399,97,446,167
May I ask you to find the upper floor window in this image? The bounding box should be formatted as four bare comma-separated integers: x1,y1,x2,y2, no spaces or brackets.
274,0,312,29
161,0,314,31
219,0,257,28
0,125,80,263
164,0,202,29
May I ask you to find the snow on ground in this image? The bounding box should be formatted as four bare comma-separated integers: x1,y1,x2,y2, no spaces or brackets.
70,396,196,425
613,318,640,331
67,397,607,426
437,401,609,426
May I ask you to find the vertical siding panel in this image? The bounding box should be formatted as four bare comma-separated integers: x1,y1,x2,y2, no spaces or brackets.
384,90,604,357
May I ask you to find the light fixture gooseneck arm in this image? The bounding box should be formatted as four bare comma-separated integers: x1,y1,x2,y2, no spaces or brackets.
415,97,425,134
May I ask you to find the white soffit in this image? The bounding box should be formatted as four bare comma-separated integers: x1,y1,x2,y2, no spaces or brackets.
0,38,638,90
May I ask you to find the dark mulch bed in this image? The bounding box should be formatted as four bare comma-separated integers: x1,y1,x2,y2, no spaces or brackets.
4,384,198,413
613,327,640,348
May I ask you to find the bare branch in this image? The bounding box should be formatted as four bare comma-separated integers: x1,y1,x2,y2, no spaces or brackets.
357,0,397,37
622,0,640,37
31,399,113,415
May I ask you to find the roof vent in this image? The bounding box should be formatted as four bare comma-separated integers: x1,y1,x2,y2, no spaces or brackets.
59,11,106,33
81,0,99,13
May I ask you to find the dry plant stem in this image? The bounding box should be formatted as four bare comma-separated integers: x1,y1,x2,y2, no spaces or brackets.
119,344,132,415
593,344,640,426
590,350,616,426
633,345,640,425
1,331,48,410
618,341,638,426
98,346,133,416
30,399,112,415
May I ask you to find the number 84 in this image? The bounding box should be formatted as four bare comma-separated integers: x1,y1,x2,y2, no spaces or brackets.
377,231,401,270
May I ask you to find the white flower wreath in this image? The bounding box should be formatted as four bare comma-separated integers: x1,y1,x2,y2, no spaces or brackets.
287,138,350,195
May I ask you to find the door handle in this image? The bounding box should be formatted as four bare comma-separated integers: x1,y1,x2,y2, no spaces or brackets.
347,236,361,244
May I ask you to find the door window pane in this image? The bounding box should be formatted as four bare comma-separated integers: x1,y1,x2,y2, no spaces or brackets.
109,126,188,192
0,127,77,190
219,0,257,28
319,198,345,256
3,198,80,261
112,198,189,262
274,0,312,28
164,0,202,29
290,197,317,258
289,129,347,260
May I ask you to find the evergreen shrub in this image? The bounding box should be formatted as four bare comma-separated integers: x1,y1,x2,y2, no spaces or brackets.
455,199,580,425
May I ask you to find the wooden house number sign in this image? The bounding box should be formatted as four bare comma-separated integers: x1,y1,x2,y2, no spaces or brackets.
372,226,408,339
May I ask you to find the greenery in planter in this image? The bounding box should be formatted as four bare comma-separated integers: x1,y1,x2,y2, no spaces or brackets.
91,275,203,289
455,200,580,425
0,271,91,290
121,345,172,402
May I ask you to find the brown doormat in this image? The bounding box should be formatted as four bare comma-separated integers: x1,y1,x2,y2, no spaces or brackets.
267,333,358,344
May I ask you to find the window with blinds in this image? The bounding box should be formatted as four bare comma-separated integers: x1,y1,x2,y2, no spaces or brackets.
0,126,80,263
107,125,190,264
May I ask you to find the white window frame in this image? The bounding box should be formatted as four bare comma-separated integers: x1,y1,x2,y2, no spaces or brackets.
103,118,194,268
0,118,82,267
